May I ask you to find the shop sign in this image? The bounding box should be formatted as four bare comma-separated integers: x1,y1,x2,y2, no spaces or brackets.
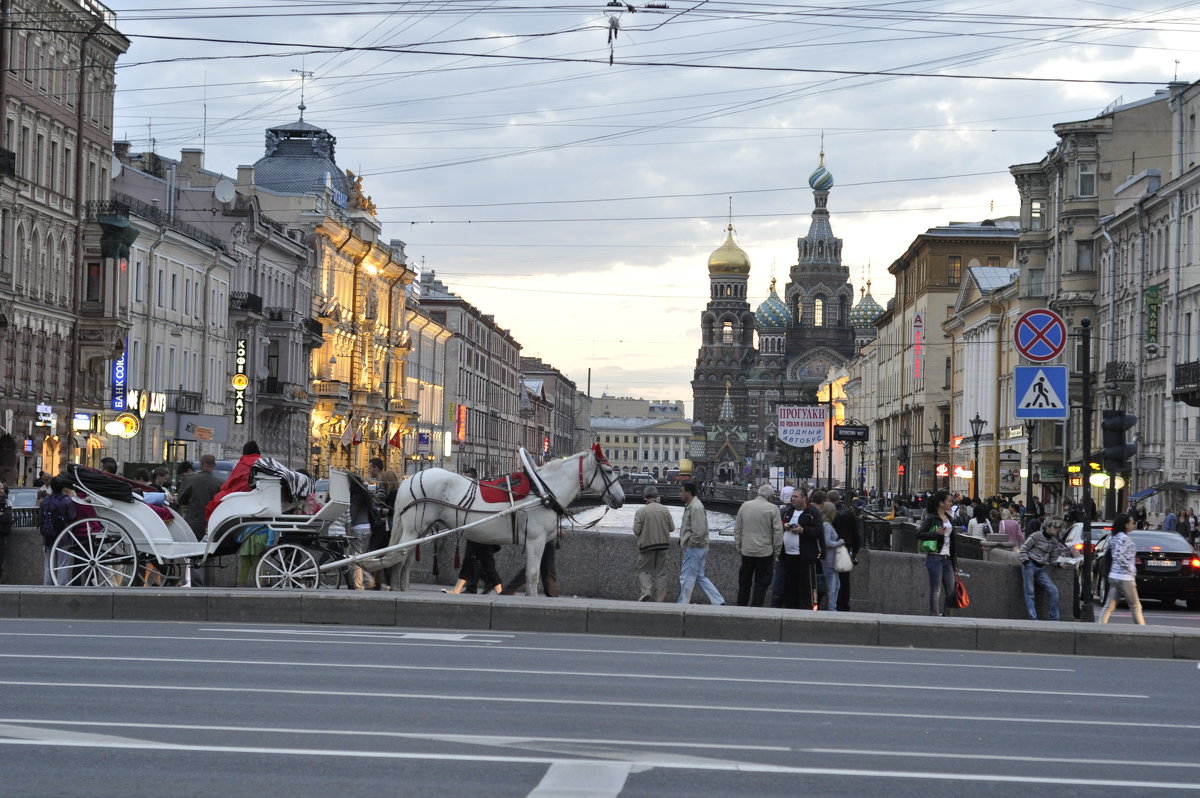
34,404,55,427
125,389,167,417
1146,284,1160,344
912,312,924,380
417,432,431,453
232,338,248,425
72,413,91,431
454,404,467,442
110,344,127,411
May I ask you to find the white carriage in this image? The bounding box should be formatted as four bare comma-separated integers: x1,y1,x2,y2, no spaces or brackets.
49,464,352,589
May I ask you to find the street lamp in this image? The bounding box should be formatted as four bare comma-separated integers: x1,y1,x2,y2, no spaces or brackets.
929,421,942,492
898,427,911,499
1024,420,1036,516
877,435,887,498
969,412,987,500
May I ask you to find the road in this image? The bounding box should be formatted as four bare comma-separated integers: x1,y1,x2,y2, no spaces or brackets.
0,618,1198,797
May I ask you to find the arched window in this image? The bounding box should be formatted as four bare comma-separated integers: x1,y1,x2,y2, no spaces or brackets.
814,298,825,327
722,321,733,344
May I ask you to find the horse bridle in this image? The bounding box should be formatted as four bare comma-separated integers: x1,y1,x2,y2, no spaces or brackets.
578,454,620,504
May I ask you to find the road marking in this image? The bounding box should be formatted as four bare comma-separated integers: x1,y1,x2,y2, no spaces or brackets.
0,734,1195,790
804,748,1200,770
0,629,1076,672
0,718,789,752
527,762,634,798
0,680,1186,729
197,628,514,642
0,654,1123,698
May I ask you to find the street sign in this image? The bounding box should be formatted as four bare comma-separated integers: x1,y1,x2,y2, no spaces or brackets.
834,424,869,442
936,463,949,478
1013,308,1067,362
1014,365,1069,419
1176,442,1200,461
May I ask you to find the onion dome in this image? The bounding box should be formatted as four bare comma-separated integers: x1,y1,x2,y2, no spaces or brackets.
754,278,789,329
850,281,884,328
809,162,834,191
708,224,751,275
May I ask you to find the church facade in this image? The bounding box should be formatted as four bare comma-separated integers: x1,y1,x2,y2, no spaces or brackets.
691,157,880,483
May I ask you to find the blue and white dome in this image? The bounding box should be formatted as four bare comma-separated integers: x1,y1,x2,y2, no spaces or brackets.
754,279,789,329
808,162,834,191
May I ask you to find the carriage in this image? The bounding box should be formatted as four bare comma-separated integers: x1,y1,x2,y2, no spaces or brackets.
49,463,353,589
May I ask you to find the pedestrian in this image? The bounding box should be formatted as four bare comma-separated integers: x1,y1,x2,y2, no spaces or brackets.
734,483,783,607
444,467,503,595
632,485,673,601
1018,517,1071,621
998,508,1023,547
40,477,77,585
99,457,118,475
779,479,795,505
676,481,724,605
1162,507,1177,532
967,504,993,538
1133,503,1147,528
0,483,11,582
820,501,845,611
828,490,861,611
778,489,823,609
178,454,224,542
916,489,957,617
205,440,261,521
1099,512,1146,625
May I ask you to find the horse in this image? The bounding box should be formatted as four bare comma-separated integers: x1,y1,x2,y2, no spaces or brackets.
365,445,624,595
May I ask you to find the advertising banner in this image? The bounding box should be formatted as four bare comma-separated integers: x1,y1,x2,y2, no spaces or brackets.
777,405,827,448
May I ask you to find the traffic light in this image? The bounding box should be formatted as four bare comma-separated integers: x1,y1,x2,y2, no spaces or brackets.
1101,410,1137,474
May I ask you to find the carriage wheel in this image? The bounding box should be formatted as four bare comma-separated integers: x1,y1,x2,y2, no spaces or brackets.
255,544,321,589
50,520,138,587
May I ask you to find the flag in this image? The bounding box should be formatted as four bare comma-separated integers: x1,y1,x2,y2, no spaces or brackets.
388,427,404,449
339,415,353,447
352,422,362,446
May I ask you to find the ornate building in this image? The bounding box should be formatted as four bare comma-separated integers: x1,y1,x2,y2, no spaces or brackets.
692,155,863,482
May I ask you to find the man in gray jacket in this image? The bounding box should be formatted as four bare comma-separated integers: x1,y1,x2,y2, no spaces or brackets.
676,481,724,605
735,483,784,606
633,485,674,601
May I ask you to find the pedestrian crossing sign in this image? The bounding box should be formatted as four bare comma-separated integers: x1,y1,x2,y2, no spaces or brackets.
1014,365,1069,419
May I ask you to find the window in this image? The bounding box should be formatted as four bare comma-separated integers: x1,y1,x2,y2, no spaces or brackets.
134,260,143,301
987,255,1000,267
156,269,164,306
814,299,825,327
1028,268,1046,297
84,261,101,302
1030,199,1045,230
170,273,177,310
943,356,951,389
1076,240,1094,272
947,255,962,285
1077,161,1096,197
721,321,733,344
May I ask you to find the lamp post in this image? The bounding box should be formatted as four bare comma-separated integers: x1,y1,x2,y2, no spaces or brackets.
969,412,987,500
877,435,887,497
929,421,942,492
898,427,911,500
1024,420,1036,517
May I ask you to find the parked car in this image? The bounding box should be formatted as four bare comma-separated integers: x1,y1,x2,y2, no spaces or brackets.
1092,529,1200,609
7,487,40,527
622,473,655,485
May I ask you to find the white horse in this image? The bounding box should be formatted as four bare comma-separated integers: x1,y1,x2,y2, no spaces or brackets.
367,446,624,595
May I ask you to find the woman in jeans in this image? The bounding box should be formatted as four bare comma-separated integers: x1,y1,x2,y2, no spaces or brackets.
916,489,957,616
1099,512,1146,624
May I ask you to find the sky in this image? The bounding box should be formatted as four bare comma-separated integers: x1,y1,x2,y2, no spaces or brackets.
104,0,1200,414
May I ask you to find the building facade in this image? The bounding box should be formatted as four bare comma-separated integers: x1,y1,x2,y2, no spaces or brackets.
0,0,128,483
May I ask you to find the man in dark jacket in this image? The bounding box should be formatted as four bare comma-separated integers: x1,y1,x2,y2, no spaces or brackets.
178,454,224,541
779,489,824,609
827,490,861,611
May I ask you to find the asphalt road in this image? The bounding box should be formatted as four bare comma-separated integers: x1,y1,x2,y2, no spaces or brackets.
0,619,1198,797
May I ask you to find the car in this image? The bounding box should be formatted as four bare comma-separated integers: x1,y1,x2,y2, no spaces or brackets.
6,487,41,527
1063,520,1112,555
1091,529,1200,609
622,473,655,485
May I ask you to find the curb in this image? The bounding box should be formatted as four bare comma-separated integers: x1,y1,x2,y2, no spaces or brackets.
1,586,1196,660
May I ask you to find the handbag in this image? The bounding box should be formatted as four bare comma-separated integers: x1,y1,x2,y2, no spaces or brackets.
833,544,853,573
951,575,970,609
918,538,939,554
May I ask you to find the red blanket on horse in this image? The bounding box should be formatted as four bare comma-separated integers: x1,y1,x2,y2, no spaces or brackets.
478,472,532,504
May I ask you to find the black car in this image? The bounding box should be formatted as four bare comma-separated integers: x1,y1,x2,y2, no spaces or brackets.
1092,529,1200,609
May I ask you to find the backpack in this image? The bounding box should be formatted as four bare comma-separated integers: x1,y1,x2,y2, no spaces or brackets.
40,494,73,544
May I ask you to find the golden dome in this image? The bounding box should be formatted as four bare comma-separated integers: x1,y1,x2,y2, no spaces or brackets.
708,224,750,275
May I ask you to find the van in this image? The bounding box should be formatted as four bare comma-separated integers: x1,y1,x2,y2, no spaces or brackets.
625,473,655,485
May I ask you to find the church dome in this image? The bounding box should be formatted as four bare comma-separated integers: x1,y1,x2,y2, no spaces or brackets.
850,283,883,328
754,279,789,329
808,162,834,191
708,224,750,275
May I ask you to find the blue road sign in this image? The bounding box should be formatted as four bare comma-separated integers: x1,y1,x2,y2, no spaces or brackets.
1014,365,1069,419
1013,308,1067,362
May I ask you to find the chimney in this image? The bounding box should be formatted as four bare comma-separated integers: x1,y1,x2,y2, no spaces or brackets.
179,148,204,174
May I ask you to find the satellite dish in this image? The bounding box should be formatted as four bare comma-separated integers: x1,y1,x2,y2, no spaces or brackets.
111,154,122,178
214,179,235,203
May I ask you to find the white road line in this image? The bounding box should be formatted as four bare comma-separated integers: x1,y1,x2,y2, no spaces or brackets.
0,630,1076,672
526,762,634,798
0,718,790,752
0,680,1189,730
0,654,1126,698
0,736,1195,790
804,748,1200,770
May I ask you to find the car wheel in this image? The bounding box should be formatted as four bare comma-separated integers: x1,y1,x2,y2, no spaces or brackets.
1187,596,1200,611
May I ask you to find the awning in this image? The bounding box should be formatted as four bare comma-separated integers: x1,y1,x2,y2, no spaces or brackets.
1130,487,1158,500
1130,482,1200,501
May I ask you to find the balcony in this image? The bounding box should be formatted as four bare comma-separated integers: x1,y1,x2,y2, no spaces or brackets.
1104,360,1135,391
310,380,350,401
1175,360,1200,408
168,390,203,415
388,398,418,416
353,389,385,410
259,378,309,406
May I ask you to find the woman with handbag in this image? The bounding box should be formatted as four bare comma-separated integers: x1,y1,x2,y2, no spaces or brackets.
917,489,958,616
821,502,849,611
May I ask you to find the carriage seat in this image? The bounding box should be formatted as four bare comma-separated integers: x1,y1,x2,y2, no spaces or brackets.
478,472,532,504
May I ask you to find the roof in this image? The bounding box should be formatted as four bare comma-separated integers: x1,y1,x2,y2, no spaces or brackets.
969,266,1019,292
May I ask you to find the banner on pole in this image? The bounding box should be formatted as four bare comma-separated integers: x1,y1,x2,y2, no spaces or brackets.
777,405,827,448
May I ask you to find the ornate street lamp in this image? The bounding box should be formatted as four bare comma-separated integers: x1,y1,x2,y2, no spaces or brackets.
969,412,987,500
929,421,942,492
877,435,887,498
899,427,911,499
